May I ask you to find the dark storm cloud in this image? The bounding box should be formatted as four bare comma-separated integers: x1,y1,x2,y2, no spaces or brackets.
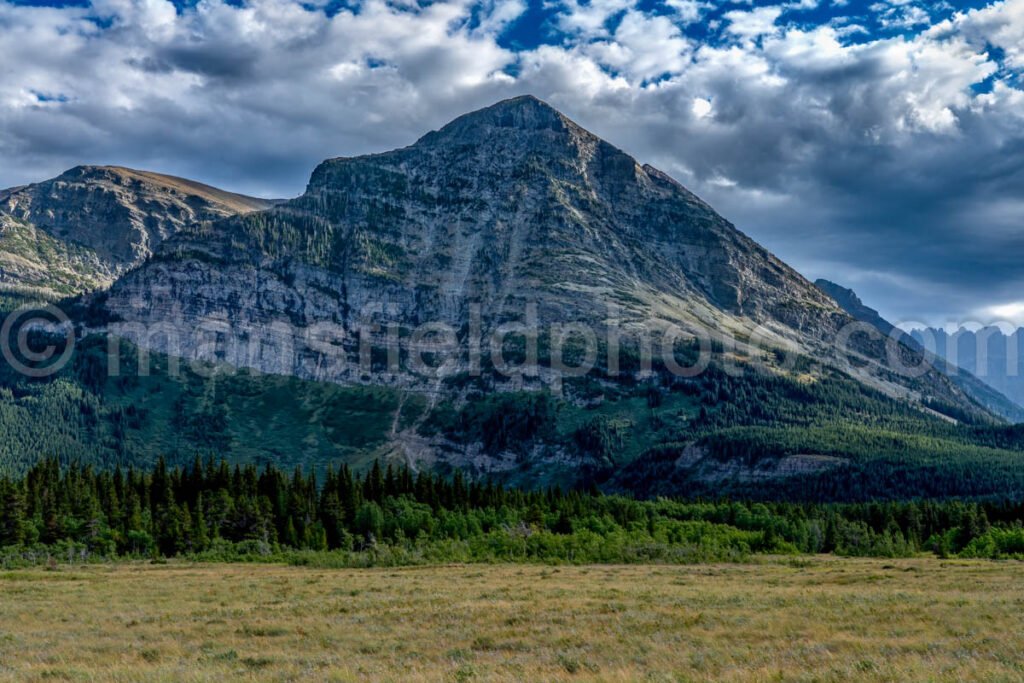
0,0,1022,324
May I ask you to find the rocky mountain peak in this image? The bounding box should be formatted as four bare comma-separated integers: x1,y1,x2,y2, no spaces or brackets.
105,98,862,384
306,95,619,197
418,95,577,143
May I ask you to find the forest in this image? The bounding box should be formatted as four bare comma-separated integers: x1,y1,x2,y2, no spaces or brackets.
2,457,1024,567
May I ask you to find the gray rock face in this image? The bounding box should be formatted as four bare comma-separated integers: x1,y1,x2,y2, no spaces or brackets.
0,166,273,297
99,96,987,418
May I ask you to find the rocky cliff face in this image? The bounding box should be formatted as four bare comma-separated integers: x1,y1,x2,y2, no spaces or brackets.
99,96,986,418
0,166,273,299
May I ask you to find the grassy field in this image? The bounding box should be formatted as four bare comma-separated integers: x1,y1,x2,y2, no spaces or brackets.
1,558,1023,682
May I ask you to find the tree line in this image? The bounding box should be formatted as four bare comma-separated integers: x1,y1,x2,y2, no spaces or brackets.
3,457,1024,566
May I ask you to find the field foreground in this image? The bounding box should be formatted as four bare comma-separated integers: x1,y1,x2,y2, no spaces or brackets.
1,558,1023,681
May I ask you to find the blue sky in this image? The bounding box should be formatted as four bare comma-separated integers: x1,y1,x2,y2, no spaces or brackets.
0,0,1023,326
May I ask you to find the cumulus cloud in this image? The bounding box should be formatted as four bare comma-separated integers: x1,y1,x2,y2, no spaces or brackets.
724,6,784,39
0,0,1022,324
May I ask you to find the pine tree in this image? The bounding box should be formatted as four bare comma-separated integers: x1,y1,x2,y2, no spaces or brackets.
192,495,210,552
0,482,27,547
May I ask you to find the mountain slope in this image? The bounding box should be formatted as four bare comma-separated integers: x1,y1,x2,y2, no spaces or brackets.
0,165,273,301
0,213,108,300
817,279,1024,423
911,326,1024,411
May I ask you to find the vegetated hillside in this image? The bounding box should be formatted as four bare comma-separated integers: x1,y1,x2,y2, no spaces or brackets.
3,328,1024,502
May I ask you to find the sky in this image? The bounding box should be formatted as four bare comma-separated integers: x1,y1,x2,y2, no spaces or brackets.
0,0,1022,327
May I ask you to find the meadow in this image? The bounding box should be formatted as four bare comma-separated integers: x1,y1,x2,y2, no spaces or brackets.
1,557,1023,681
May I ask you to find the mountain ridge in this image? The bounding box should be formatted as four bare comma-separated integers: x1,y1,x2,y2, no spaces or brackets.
816,279,1024,422
0,165,274,301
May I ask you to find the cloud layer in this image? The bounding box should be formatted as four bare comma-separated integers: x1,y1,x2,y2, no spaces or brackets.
1,0,1023,325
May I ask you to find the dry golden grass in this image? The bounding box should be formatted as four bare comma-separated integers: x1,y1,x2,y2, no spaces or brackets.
1,557,1023,681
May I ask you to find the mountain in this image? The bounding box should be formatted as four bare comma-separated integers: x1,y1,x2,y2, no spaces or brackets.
69,95,1011,486
0,165,273,302
100,97,975,405
911,326,1024,410
3,96,1024,500
102,96,842,366
817,279,1024,423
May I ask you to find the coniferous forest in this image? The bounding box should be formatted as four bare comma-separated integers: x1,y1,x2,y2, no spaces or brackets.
3,457,1024,567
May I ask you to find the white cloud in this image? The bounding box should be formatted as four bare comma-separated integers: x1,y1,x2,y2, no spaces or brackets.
949,0,1024,70
586,11,693,82
665,0,709,23
724,6,784,39
555,0,632,37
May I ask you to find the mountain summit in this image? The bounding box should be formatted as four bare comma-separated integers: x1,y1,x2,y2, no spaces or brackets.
103,97,852,355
